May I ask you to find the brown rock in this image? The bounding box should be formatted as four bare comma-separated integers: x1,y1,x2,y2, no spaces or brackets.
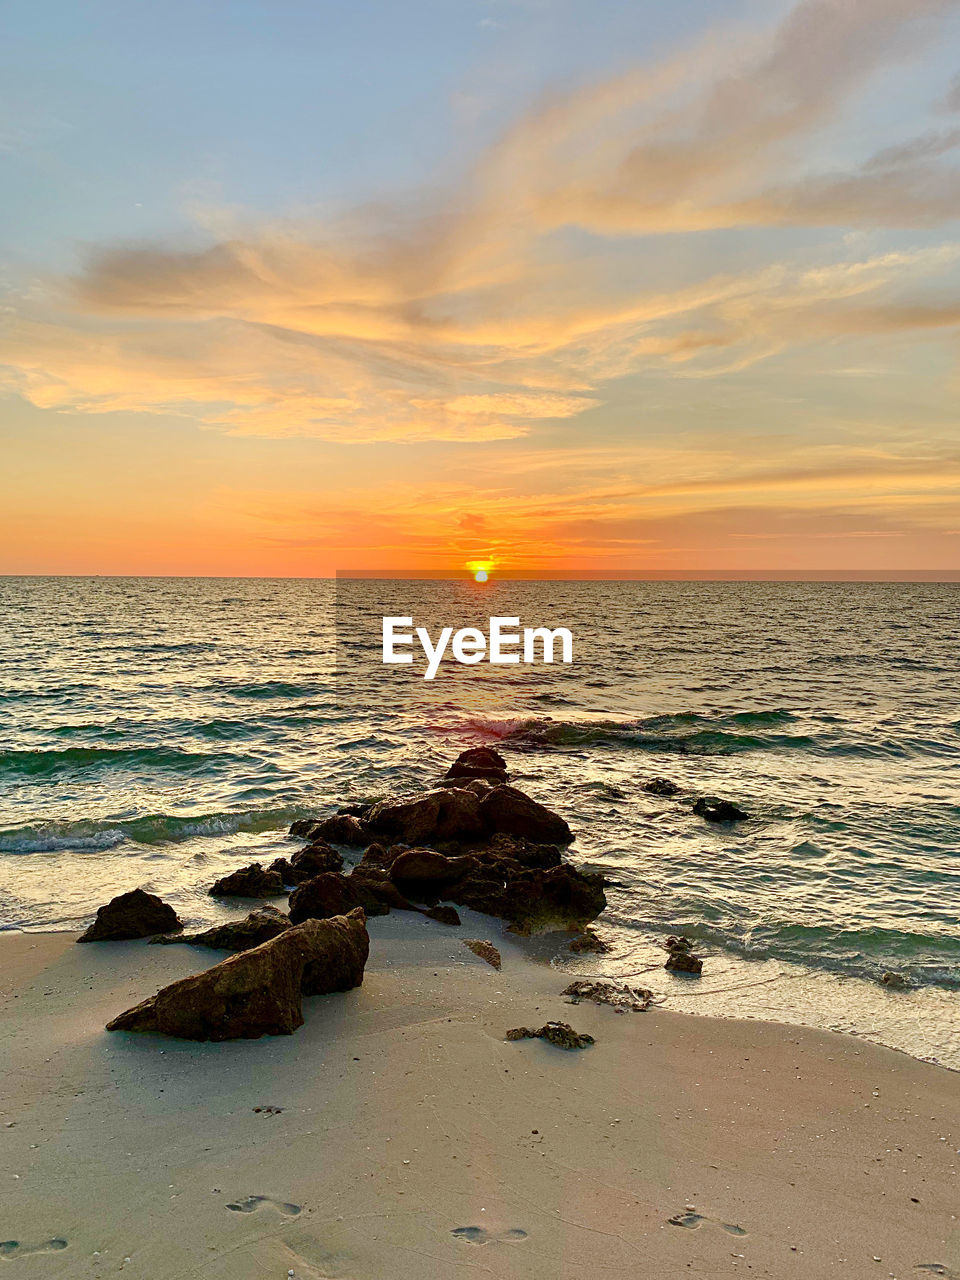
302,814,369,846
665,949,703,974
562,979,653,1012
107,910,369,1041
209,863,285,899
270,842,345,886
288,872,363,924
479,785,573,844
505,1021,594,1050
150,906,291,952
366,787,484,844
445,746,508,784
424,905,461,926
449,862,605,933
568,927,610,954
463,938,502,969
389,847,477,887
78,889,182,943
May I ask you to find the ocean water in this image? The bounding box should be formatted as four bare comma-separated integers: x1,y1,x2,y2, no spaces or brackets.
2,576,959,1065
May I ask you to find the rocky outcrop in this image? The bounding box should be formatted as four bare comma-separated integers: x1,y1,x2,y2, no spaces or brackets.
448,863,605,934
479,785,573,843
568,926,610,954
389,847,477,887
562,979,653,1012
78,889,182,943
664,935,703,974
209,862,285,898
150,906,291,952
506,1021,595,1050
269,841,344,886
692,796,749,823
292,814,368,846
288,872,364,924
463,939,501,969
106,910,369,1041
444,746,508,784
366,787,484,844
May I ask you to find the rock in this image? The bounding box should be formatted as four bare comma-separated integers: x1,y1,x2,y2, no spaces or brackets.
568,927,610,954
289,818,317,838
643,777,680,796
366,788,484,844
270,842,345,886
107,910,369,1040
445,746,508,784
389,848,477,887
78,889,182,943
288,872,363,924
347,864,413,916
463,939,501,969
881,971,910,989
449,862,605,934
151,906,292,952
355,842,403,871
665,949,703,974
562,979,653,1012
444,777,496,798
692,796,749,823
505,1021,594,1050
209,863,285,899
300,814,369,846
666,934,694,952
424,905,461,926
479,784,573,844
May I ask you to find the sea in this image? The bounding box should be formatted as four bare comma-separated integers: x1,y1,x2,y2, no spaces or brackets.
2,576,958,1066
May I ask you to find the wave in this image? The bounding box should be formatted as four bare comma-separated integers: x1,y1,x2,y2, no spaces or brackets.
0,806,307,854
224,680,321,700
461,713,814,755
0,745,241,778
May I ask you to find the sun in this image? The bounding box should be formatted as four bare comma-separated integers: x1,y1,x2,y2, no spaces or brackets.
467,560,492,582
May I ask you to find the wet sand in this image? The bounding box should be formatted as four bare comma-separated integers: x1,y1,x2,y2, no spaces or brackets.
1,913,959,1279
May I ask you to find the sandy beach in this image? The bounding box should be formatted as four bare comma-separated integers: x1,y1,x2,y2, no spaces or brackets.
2,912,959,1280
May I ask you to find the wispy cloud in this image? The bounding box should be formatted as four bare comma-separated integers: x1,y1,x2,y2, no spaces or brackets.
1,0,959,448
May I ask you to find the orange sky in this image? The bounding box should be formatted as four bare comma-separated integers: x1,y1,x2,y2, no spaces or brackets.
2,0,959,576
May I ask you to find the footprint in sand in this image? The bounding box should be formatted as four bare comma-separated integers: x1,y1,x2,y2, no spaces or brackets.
226,1196,301,1217
669,1211,746,1236
0,1238,68,1261
452,1226,528,1245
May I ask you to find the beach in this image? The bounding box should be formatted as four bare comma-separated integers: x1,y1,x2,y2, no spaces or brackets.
2,913,959,1280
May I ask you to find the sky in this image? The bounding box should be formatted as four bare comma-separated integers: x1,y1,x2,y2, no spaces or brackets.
1,0,959,576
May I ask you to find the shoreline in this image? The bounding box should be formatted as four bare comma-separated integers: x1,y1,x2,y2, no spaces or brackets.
2,916,960,1278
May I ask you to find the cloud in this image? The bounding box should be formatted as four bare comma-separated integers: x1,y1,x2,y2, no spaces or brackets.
1,0,959,443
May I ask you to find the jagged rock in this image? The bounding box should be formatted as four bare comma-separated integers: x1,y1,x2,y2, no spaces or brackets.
463,939,501,969
444,776,496,798
506,1021,594,1050
479,785,573,844
288,872,364,924
693,796,749,823
562,979,653,1012
666,934,694,951
366,788,484,844
289,818,317,838
881,970,910,989
78,889,182,943
568,927,611,954
665,949,703,974
347,864,413,915
298,814,369,846
355,841,403,871
425,904,461,926
643,777,680,796
107,911,369,1040
151,906,291,952
270,842,344,886
389,848,477,887
209,863,285,899
445,746,508,784
449,863,605,934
